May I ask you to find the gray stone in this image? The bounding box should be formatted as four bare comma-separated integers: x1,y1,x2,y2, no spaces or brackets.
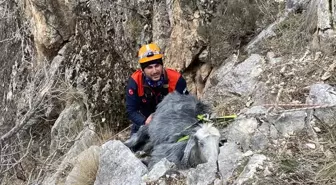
203,54,237,92
94,140,148,185
227,118,259,151
43,127,100,185
286,0,310,10
251,122,270,151
316,0,332,31
269,124,279,139
50,102,86,153
245,21,280,53
307,84,336,126
251,82,270,105
217,142,243,183
269,111,307,137
266,52,282,65
235,154,267,185
186,161,217,185
142,158,175,183
240,106,268,116
224,54,265,95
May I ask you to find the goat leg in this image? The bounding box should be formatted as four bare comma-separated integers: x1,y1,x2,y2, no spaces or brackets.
123,125,149,151
180,135,196,169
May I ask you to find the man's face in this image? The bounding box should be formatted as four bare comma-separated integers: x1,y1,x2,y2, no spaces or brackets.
143,63,163,81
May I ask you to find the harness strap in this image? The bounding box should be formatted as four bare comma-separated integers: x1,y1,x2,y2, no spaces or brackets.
177,135,190,142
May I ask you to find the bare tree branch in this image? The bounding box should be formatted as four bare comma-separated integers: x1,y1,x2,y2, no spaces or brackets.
0,94,46,143
1,130,33,174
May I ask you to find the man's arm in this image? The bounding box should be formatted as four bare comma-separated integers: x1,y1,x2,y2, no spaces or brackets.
126,78,146,126
175,75,189,95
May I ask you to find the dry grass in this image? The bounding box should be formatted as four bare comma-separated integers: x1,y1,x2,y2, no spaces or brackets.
256,10,336,105
213,97,246,117
62,121,130,185
201,0,281,67
259,12,311,56
253,118,336,185
315,120,336,182
211,95,246,129
199,0,283,120
65,146,100,185
259,52,336,105
255,132,322,184
317,162,336,182
147,173,187,185
94,122,130,146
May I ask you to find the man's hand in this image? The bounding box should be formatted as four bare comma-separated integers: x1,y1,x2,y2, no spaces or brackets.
145,114,153,125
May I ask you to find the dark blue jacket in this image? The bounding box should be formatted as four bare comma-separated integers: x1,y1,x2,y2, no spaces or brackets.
126,68,188,133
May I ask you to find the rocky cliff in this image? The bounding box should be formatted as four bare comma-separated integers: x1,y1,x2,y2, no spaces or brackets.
1,0,336,184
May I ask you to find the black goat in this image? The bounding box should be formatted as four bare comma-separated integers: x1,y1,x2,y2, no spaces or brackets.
124,92,220,169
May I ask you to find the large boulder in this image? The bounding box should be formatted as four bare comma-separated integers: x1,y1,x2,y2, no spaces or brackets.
217,142,244,184
202,54,266,112
94,140,148,185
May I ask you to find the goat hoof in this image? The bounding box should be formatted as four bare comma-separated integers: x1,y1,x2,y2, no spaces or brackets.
141,156,150,167
135,151,147,157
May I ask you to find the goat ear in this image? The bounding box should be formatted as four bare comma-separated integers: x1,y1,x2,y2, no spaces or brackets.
181,135,196,167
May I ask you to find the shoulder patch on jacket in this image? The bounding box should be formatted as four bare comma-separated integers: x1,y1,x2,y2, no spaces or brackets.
128,88,134,95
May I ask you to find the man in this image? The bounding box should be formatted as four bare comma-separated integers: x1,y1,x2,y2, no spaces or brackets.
126,43,188,134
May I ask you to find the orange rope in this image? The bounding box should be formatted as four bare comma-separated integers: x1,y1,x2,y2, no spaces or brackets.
272,104,336,114
263,103,325,107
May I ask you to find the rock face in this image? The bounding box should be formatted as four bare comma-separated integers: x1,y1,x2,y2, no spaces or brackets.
25,0,76,59
0,0,24,135
0,0,221,138
164,0,207,72
305,0,336,52
201,54,268,113
1,0,221,183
